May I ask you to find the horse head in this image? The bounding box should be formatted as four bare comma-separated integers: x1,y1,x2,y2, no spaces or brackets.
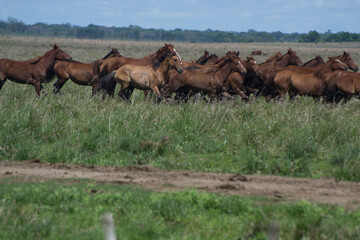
282,48,303,66
102,48,122,59
51,44,72,61
339,51,358,72
154,43,182,65
226,51,247,75
246,56,261,76
196,50,211,64
328,57,348,71
167,54,183,74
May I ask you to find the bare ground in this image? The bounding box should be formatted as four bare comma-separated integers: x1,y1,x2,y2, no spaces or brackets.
1,160,360,208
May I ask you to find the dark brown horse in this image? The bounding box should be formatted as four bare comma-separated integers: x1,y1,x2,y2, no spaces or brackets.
53,48,121,95
0,44,72,96
92,43,182,97
274,57,348,99
114,51,183,102
165,51,247,101
223,56,261,100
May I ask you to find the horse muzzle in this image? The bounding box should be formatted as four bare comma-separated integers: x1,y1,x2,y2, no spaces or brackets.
353,67,359,72
177,68,183,74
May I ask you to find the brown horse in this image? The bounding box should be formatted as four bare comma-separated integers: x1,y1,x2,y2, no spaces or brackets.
274,57,348,99
53,48,121,95
224,56,261,100
195,50,220,65
324,70,360,103
257,49,304,98
165,51,247,101
92,43,182,97
114,51,183,103
0,44,72,96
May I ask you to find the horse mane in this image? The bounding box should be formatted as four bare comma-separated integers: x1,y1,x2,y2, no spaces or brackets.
152,52,172,71
45,62,56,82
28,56,42,64
102,48,121,59
302,55,324,66
151,43,174,62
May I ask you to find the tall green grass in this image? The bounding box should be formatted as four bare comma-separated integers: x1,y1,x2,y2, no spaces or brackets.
1,81,360,181
1,178,359,240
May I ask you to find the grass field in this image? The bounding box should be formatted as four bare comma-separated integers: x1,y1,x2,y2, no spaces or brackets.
1,36,360,239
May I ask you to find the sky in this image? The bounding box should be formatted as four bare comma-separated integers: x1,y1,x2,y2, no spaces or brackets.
0,0,359,33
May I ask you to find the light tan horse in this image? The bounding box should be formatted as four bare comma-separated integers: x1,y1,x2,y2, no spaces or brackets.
274,57,348,99
114,52,183,102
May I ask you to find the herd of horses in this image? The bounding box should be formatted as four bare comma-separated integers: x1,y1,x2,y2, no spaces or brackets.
0,43,359,103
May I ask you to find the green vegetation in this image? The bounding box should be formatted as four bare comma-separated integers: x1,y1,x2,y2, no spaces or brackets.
1,178,359,240
1,17,360,42
1,88,360,181
1,37,360,239
0,36,360,181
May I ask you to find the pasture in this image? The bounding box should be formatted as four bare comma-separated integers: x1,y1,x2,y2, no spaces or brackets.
1,36,360,239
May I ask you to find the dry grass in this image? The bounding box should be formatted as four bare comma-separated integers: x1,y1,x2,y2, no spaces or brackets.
1,35,360,64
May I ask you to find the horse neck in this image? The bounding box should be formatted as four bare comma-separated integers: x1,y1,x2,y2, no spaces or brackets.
275,55,292,67
315,61,335,79
37,50,57,70
214,61,233,83
155,59,173,81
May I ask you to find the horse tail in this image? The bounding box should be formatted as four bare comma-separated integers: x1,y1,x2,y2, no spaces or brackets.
92,59,104,83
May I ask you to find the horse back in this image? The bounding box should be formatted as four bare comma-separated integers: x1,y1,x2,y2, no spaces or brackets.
0,59,34,82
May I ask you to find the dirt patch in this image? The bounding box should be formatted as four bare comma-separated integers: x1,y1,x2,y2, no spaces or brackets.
1,160,360,208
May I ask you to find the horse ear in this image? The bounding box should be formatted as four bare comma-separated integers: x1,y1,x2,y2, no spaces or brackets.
51,44,58,49
236,51,240,56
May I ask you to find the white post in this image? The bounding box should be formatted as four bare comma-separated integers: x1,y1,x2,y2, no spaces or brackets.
102,212,117,240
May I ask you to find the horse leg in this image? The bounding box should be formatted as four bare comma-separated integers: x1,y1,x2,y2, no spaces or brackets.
151,85,162,103
33,80,42,96
0,74,6,91
53,77,68,95
40,83,48,96
124,86,134,100
118,83,131,102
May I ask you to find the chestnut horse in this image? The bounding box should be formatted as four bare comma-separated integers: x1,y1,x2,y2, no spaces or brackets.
274,57,348,99
114,51,183,103
257,49,304,98
324,70,360,103
0,44,72,96
165,51,247,101
53,48,121,95
335,51,358,72
92,43,182,97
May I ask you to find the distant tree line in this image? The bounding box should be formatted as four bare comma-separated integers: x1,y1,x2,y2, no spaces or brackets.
1,17,359,43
